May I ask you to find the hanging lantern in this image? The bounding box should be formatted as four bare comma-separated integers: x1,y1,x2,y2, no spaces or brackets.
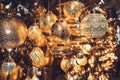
28,25,47,47
0,16,28,49
80,13,108,38
51,21,70,40
63,1,84,19
39,12,57,28
60,58,71,72
29,47,47,68
0,66,22,80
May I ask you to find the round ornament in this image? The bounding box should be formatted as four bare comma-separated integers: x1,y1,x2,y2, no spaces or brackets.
39,12,57,28
51,21,70,40
2,61,16,73
63,1,84,19
0,16,28,49
28,25,47,47
80,13,108,38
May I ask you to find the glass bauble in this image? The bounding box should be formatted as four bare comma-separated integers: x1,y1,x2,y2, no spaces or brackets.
39,12,57,28
2,61,16,73
63,1,84,19
51,21,70,40
28,25,47,47
0,16,28,49
80,13,108,38
0,66,22,80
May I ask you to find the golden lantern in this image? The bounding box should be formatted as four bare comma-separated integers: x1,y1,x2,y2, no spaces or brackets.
80,13,108,38
29,47,47,68
39,11,57,28
0,16,28,49
63,1,84,19
0,66,22,80
60,58,71,72
28,24,47,47
51,21,70,40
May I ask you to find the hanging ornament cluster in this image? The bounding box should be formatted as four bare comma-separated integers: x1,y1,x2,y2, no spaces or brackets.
0,0,118,80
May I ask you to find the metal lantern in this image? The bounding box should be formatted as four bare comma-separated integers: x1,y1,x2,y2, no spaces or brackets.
63,1,84,19
80,13,108,38
29,47,47,68
0,16,28,49
60,58,71,72
39,12,57,28
28,25,47,47
51,21,70,40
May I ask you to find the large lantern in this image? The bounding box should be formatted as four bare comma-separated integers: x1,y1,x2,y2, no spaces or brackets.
0,16,28,49
80,13,108,38
63,1,84,19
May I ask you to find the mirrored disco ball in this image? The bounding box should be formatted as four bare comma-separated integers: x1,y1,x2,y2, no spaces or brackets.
80,13,108,38
63,1,84,19
0,16,28,49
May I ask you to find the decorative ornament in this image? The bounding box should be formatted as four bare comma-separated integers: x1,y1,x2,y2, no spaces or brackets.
39,12,57,28
2,61,16,73
63,1,84,19
51,46,72,55
28,24,47,47
80,13,108,38
51,21,70,40
0,66,22,80
0,16,28,49
76,54,87,66
29,47,47,68
60,58,71,72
